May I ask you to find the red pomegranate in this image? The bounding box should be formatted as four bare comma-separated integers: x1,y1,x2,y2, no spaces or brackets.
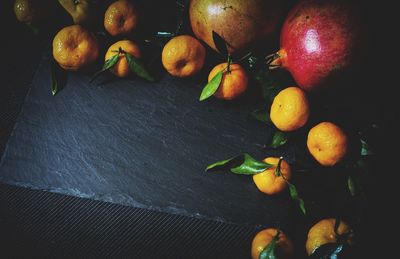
189,0,288,54
268,0,361,91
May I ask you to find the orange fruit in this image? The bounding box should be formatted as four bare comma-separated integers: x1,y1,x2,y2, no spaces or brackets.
251,228,294,259
189,0,287,54
270,87,310,132
307,122,348,166
105,40,141,78
14,0,45,23
161,35,206,78
252,157,291,195
306,218,354,256
208,63,248,100
104,0,139,36
52,25,99,71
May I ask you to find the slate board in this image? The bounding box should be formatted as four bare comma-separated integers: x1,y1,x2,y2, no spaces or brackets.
0,52,294,228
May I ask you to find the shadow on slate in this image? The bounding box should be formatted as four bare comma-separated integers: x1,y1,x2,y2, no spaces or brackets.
0,183,256,258
0,51,295,251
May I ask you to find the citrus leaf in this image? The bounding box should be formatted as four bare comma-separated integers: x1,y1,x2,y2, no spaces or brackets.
90,54,119,82
51,60,67,96
309,243,351,259
27,23,39,35
51,61,59,96
212,31,228,56
205,153,273,175
125,53,155,82
259,230,280,259
270,131,288,148
251,109,270,123
157,31,175,38
199,71,223,101
287,182,306,215
205,155,243,173
347,175,356,196
231,154,273,175
254,70,290,102
360,139,373,156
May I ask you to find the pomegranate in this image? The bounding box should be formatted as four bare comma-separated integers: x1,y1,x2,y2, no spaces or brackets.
268,0,361,91
189,0,288,54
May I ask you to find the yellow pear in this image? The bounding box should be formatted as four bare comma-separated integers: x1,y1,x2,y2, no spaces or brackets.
58,0,94,25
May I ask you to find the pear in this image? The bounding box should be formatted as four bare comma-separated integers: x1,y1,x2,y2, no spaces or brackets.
58,0,94,25
14,0,46,23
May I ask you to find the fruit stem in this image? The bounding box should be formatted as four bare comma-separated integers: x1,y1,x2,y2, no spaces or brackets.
237,52,253,63
227,54,232,73
266,50,286,70
275,156,284,176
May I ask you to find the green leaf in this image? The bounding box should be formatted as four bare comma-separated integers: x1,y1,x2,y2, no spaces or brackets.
27,23,39,34
231,154,273,175
199,71,223,101
51,60,67,96
205,155,242,173
259,230,280,259
125,53,155,82
254,70,292,103
51,61,59,96
270,131,288,148
287,182,306,215
309,243,349,258
205,153,273,175
360,139,373,156
212,31,228,56
347,175,356,196
90,54,119,82
251,109,270,123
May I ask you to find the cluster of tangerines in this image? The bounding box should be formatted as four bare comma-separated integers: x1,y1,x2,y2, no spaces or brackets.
51,0,147,79
14,0,358,258
206,88,353,257
248,90,353,258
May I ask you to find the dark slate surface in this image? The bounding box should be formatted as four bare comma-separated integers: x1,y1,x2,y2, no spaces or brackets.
0,53,293,227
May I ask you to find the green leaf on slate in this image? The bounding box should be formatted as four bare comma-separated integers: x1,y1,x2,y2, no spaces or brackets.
51,60,67,96
270,131,288,148
259,230,280,259
251,109,270,123
27,23,39,35
125,52,155,82
288,182,306,215
205,153,273,175
51,61,59,96
231,154,273,175
360,139,373,156
205,155,242,173
309,242,347,259
90,54,119,82
347,175,356,196
199,71,223,101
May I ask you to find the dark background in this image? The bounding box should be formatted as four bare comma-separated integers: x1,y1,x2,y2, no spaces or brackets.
0,0,394,258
